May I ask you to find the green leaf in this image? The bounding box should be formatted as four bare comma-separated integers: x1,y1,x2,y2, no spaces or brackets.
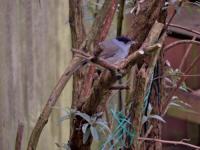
178,100,191,108
90,116,97,124
82,123,89,134
169,102,183,108
90,126,99,141
96,119,110,132
147,103,153,116
83,127,91,144
179,83,189,92
148,115,166,123
75,111,91,123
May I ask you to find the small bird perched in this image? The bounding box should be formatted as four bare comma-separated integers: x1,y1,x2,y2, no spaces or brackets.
98,36,135,65
71,36,135,75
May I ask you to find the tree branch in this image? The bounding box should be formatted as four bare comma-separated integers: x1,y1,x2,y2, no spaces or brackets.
179,36,196,71
164,40,200,52
69,0,86,108
138,137,200,149
15,123,24,150
116,0,126,115
72,44,162,72
69,0,86,49
169,23,200,37
120,44,162,69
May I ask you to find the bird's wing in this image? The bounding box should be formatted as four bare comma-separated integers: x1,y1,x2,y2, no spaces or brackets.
98,40,120,59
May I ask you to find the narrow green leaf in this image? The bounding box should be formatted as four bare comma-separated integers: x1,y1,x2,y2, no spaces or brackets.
147,104,153,116
149,115,166,123
96,120,110,132
75,111,91,122
169,102,183,108
90,126,99,141
82,123,89,134
83,127,91,144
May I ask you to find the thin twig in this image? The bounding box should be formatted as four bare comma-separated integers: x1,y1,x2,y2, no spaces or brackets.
179,36,196,71
120,44,162,69
164,40,200,52
116,0,125,37
153,74,200,81
144,125,153,138
116,0,125,113
75,54,90,60
139,125,153,146
73,44,161,72
169,23,200,37
162,54,200,115
165,8,177,30
176,74,200,77
15,122,24,150
165,0,183,30
138,137,200,149
72,49,90,57
145,55,200,139
72,48,118,71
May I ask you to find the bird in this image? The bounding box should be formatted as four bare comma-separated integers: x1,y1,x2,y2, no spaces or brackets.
71,36,135,76
98,36,135,65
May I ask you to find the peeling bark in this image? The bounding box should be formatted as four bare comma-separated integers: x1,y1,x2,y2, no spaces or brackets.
69,0,86,108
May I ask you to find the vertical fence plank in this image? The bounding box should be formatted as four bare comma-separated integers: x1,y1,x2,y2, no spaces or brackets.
0,0,72,149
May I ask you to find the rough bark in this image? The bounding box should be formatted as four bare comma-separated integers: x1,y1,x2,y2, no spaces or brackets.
69,0,86,108
126,22,164,150
69,0,118,149
116,0,126,113
127,0,164,53
125,1,166,149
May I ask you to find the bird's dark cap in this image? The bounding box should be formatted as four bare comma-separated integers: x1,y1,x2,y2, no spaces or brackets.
116,36,132,44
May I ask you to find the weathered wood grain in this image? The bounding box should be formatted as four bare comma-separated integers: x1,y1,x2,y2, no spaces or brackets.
0,0,72,149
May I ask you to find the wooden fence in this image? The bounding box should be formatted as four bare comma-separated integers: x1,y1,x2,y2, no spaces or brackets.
0,0,72,149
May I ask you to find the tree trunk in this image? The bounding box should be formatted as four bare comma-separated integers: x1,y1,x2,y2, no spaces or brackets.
68,0,118,149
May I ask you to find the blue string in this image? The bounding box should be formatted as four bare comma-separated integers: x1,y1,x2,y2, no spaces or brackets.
101,109,135,150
